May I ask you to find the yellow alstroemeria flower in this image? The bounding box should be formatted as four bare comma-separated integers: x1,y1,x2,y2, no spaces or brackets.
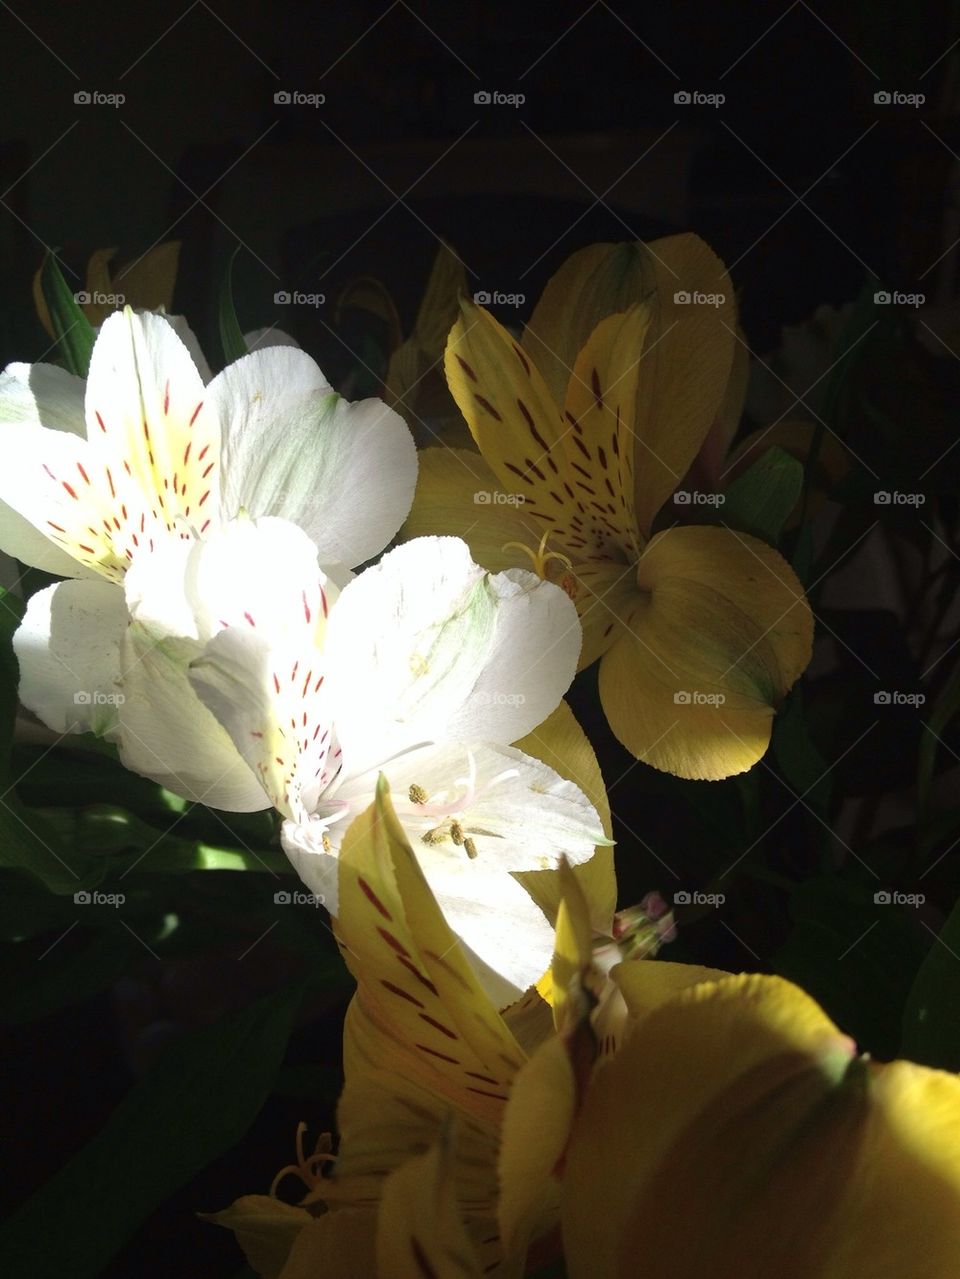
33,242,180,333
402,236,814,779
213,780,960,1277
210,778,677,1278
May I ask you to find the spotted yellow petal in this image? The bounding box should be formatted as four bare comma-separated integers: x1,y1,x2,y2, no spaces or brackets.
513,700,616,934
376,1127,484,1279
337,779,525,1126
521,241,658,407
597,524,813,778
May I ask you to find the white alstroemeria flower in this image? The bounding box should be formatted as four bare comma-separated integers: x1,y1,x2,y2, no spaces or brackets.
4,307,416,737
182,533,604,999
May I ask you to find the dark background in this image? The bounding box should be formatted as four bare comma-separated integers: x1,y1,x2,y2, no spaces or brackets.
2,2,958,1275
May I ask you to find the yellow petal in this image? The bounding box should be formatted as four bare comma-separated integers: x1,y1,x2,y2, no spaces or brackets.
337,781,524,1125
549,860,596,1032
445,300,569,507
562,973,856,1279
376,1126,484,1279
512,700,616,933
108,240,180,314
560,304,652,562
631,235,735,534
597,524,813,778
279,1209,378,1279
612,958,731,1021
205,1195,311,1279
387,243,468,442
498,1035,572,1262
399,446,542,574
521,241,657,407
563,973,960,1279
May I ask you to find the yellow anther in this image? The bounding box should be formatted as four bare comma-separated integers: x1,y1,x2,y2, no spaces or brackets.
422,827,446,845
463,836,478,859
450,821,465,845
408,783,429,805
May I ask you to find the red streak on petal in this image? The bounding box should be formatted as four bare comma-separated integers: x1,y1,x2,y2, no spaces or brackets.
273,673,281,694
201,462,214,479
243,612,256,627
302,591,311,624
198,490,210,507
95,411,106,432
163,381,170,416
76,462,90,485
62,481,78,499
189,401,204,427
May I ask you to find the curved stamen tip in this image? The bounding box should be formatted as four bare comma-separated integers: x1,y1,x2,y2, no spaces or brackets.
502,529,575,581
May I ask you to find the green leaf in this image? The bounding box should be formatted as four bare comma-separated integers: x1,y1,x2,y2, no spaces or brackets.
917,656,960,829
774,875,928,1059
38,252,96,376
721,446,804,544
772,687,832,822
0,981,305,1278
901,894,960,1070
219,247,249,365
0,929,137,1024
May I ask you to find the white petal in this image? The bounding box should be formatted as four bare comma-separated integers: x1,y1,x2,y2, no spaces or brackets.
85,309,219,543
118,622,269,811
325,537,580,772
0,425,118,580
0,361,86,434
189,626,337,819
13,580,127,735
182,515,336,644
155,314,213,383
432,872,555,1003
445,567,581,744
324,537,496,775
333,741,604,875
210,345,416,567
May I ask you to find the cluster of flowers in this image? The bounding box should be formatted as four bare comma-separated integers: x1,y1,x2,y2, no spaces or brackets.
4,235,959,1275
